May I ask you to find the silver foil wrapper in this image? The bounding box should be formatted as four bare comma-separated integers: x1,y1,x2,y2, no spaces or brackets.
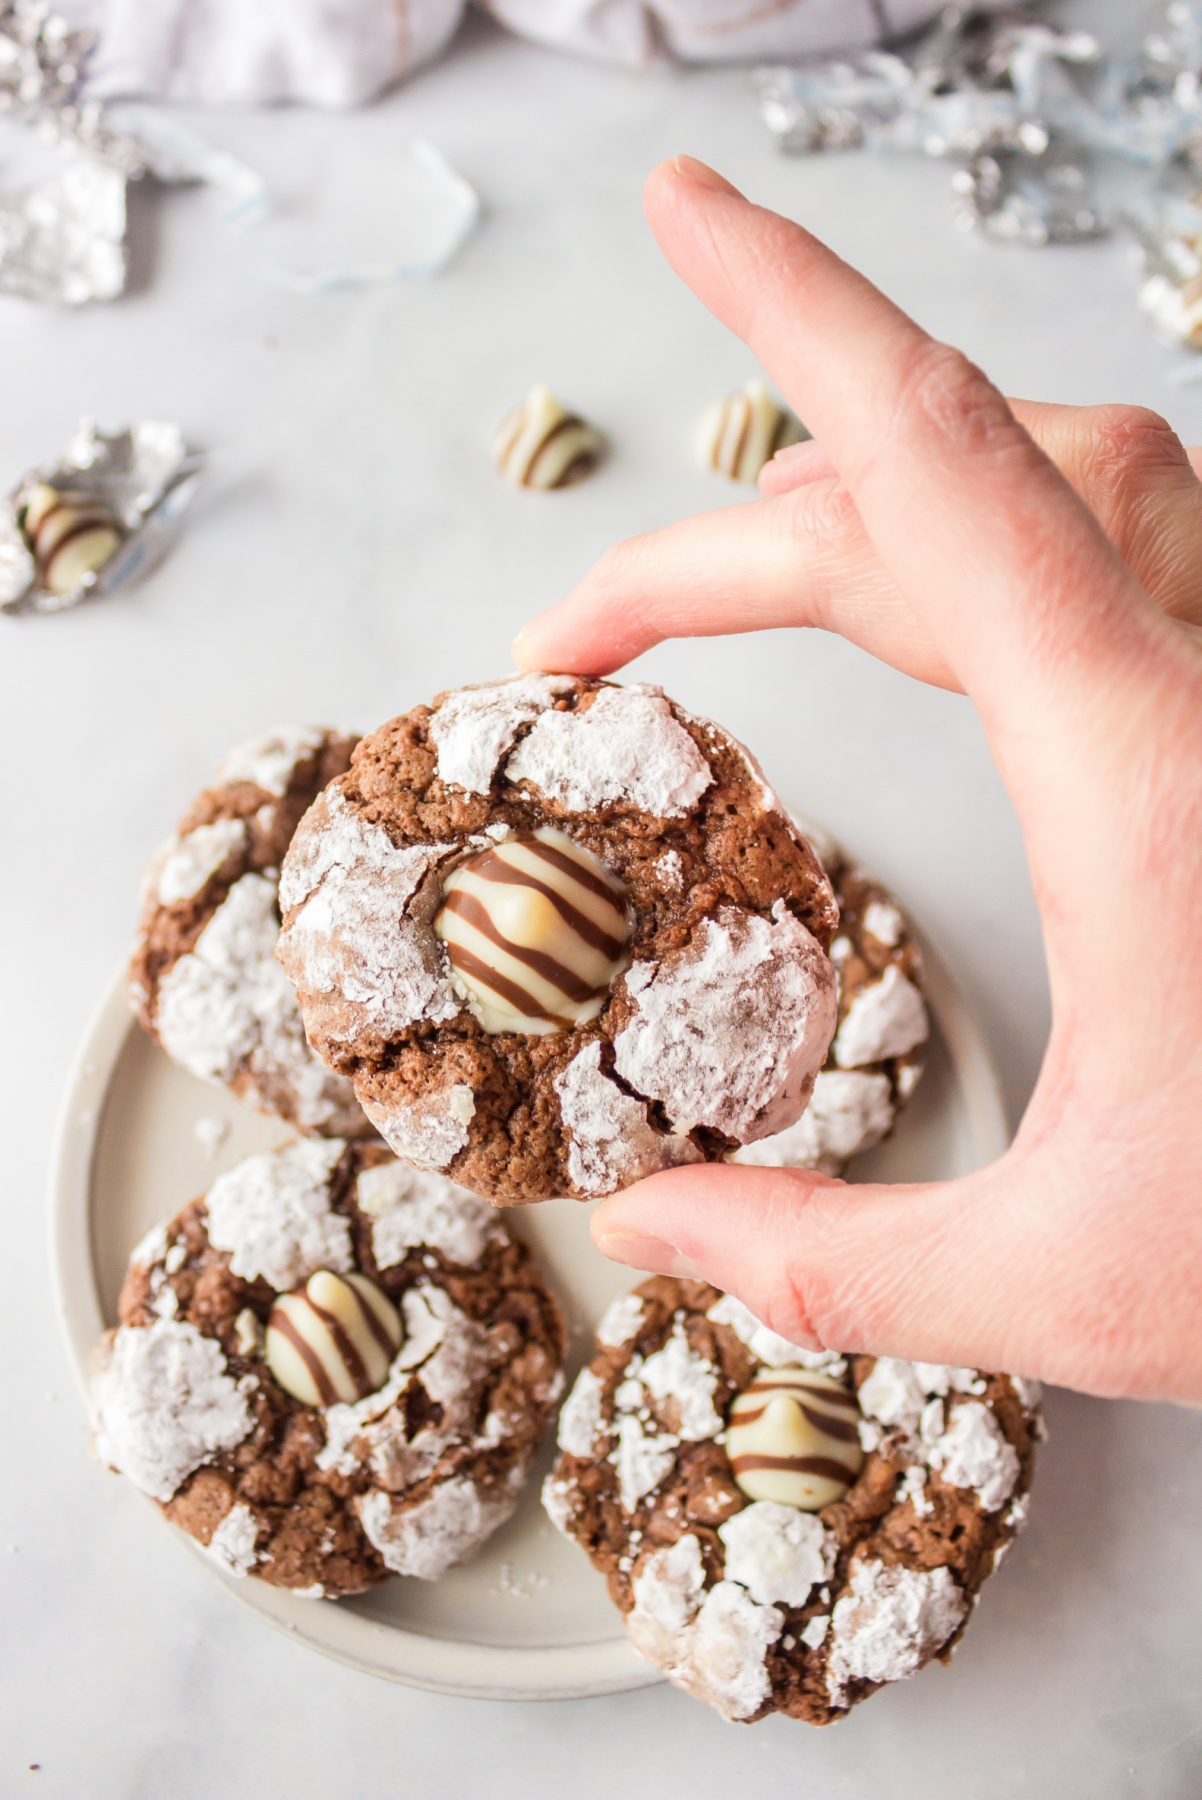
0,419,205,615
0,4,266,303
755,3,1202,348
0,0,142,173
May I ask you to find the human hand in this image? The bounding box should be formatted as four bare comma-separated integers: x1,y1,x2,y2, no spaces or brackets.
514,157,1202,1405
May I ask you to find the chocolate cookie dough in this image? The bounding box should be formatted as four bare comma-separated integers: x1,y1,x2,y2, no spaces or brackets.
130,726,368,1137
544,1278,1040,1724
276,675,839,1204
734,825,928,1176
90,1139,566,1595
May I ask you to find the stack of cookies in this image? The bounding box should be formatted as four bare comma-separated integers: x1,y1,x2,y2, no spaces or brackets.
89,676,1040,1721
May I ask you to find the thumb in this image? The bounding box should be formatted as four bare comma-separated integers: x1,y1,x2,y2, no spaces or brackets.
590,1159,1044,1383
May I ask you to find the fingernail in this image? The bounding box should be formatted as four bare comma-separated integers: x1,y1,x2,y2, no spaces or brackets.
672,155,742,199
594,1228,702,1279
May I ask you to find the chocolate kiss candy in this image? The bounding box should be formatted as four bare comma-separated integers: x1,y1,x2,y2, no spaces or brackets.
726,1367,863,1510
266,1270,402,1407
434,826,631,1035
697,379,807,484
492,385,603,490
19,480,125,596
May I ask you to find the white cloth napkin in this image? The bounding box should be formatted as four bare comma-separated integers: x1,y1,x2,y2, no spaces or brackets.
58,0,1010,104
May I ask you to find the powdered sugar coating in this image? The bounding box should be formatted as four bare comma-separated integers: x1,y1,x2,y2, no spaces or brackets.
156,818,248,905
595,1293,646,1349
90,1318,255,1503
277,789,459,1042
614,1414,679,1511
857,1359,984,1435
203,1503,261,1577
505,683,713,818
554,1040,702,1196
154,871,358,1132
833,965,928,1068
214,725,328,798
613,902,836,1142
639,1323,722,1439
541,1472,577,1535
557,1366,606,1457
355,1472,521,1580
633,1577,782,1723
355,1161,499,1269
733,1069,894,1175
863,900,903,947
428,673,575,794
719,1502,835,1608
825,1560,966,1705
204,1138,350,1291
925,1401,1020,1512
361,1078,476,1172
706,1293,846,1377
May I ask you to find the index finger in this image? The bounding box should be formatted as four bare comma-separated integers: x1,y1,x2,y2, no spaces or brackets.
641,158,1173,760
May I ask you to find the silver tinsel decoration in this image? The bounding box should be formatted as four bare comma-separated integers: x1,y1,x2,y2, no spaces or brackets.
755,3,1202,344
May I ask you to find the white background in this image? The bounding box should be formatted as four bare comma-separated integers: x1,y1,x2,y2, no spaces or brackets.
2,2,1201,1794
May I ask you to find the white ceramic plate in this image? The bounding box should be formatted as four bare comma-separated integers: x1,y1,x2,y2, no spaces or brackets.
51,930,1007,1701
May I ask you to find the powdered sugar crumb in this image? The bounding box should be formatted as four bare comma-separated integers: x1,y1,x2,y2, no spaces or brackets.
90,1318,255,1502
155,870,359,1131
834,966,928,1069
204,1138,350,1291
706,1294,846,1377
356,1472,522,1579
595,1293,646,1349
719,1502,834,1607
203,1503,260,1577
733,1069,894,1174
505,684,713,819
613,903,836,1142
613,1414,679,1511
156,818,248,906
825,1560,966,1705
277,789,459,1039
557,1366,606,1457
356,1161,499,1268
639,1323,722,1439
555,1040,702,1197
362,1079,476,1173
925,1401,1020,1512
429,674,575,794
214,725,327,797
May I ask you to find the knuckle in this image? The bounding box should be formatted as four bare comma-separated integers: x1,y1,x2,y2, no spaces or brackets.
1078,404,1188,489
892,338,1019,455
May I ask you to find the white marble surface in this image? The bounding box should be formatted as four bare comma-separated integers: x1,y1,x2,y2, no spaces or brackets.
2,5,1201,1794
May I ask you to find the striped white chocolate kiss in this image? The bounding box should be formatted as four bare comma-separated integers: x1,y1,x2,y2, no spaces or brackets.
727,1368,864,1511
492,385,603,490
697,379,807,484
20,480,125,596
265,1271,402,1407
434,827,631,1035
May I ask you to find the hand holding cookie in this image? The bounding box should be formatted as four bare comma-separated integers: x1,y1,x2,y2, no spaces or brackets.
516,156,1202,1407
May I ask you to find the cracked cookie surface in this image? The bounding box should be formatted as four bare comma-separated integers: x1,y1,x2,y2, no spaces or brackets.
90,1140,566,1596
544,1276,1041,1723
277,676,839,1204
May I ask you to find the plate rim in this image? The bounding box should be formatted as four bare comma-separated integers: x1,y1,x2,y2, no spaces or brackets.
50,933,1009,1702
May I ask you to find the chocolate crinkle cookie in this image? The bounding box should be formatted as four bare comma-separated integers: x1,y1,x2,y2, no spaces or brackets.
130,726,369,1138
543,1277,1041,1724
89,1139,566,1596
733,824,929,1177
276,675,839,1205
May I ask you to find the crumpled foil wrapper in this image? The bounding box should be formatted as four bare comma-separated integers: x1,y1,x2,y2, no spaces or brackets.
0,1,265,303
0,419,205,615
754,3,1202,348
0,0,142,173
